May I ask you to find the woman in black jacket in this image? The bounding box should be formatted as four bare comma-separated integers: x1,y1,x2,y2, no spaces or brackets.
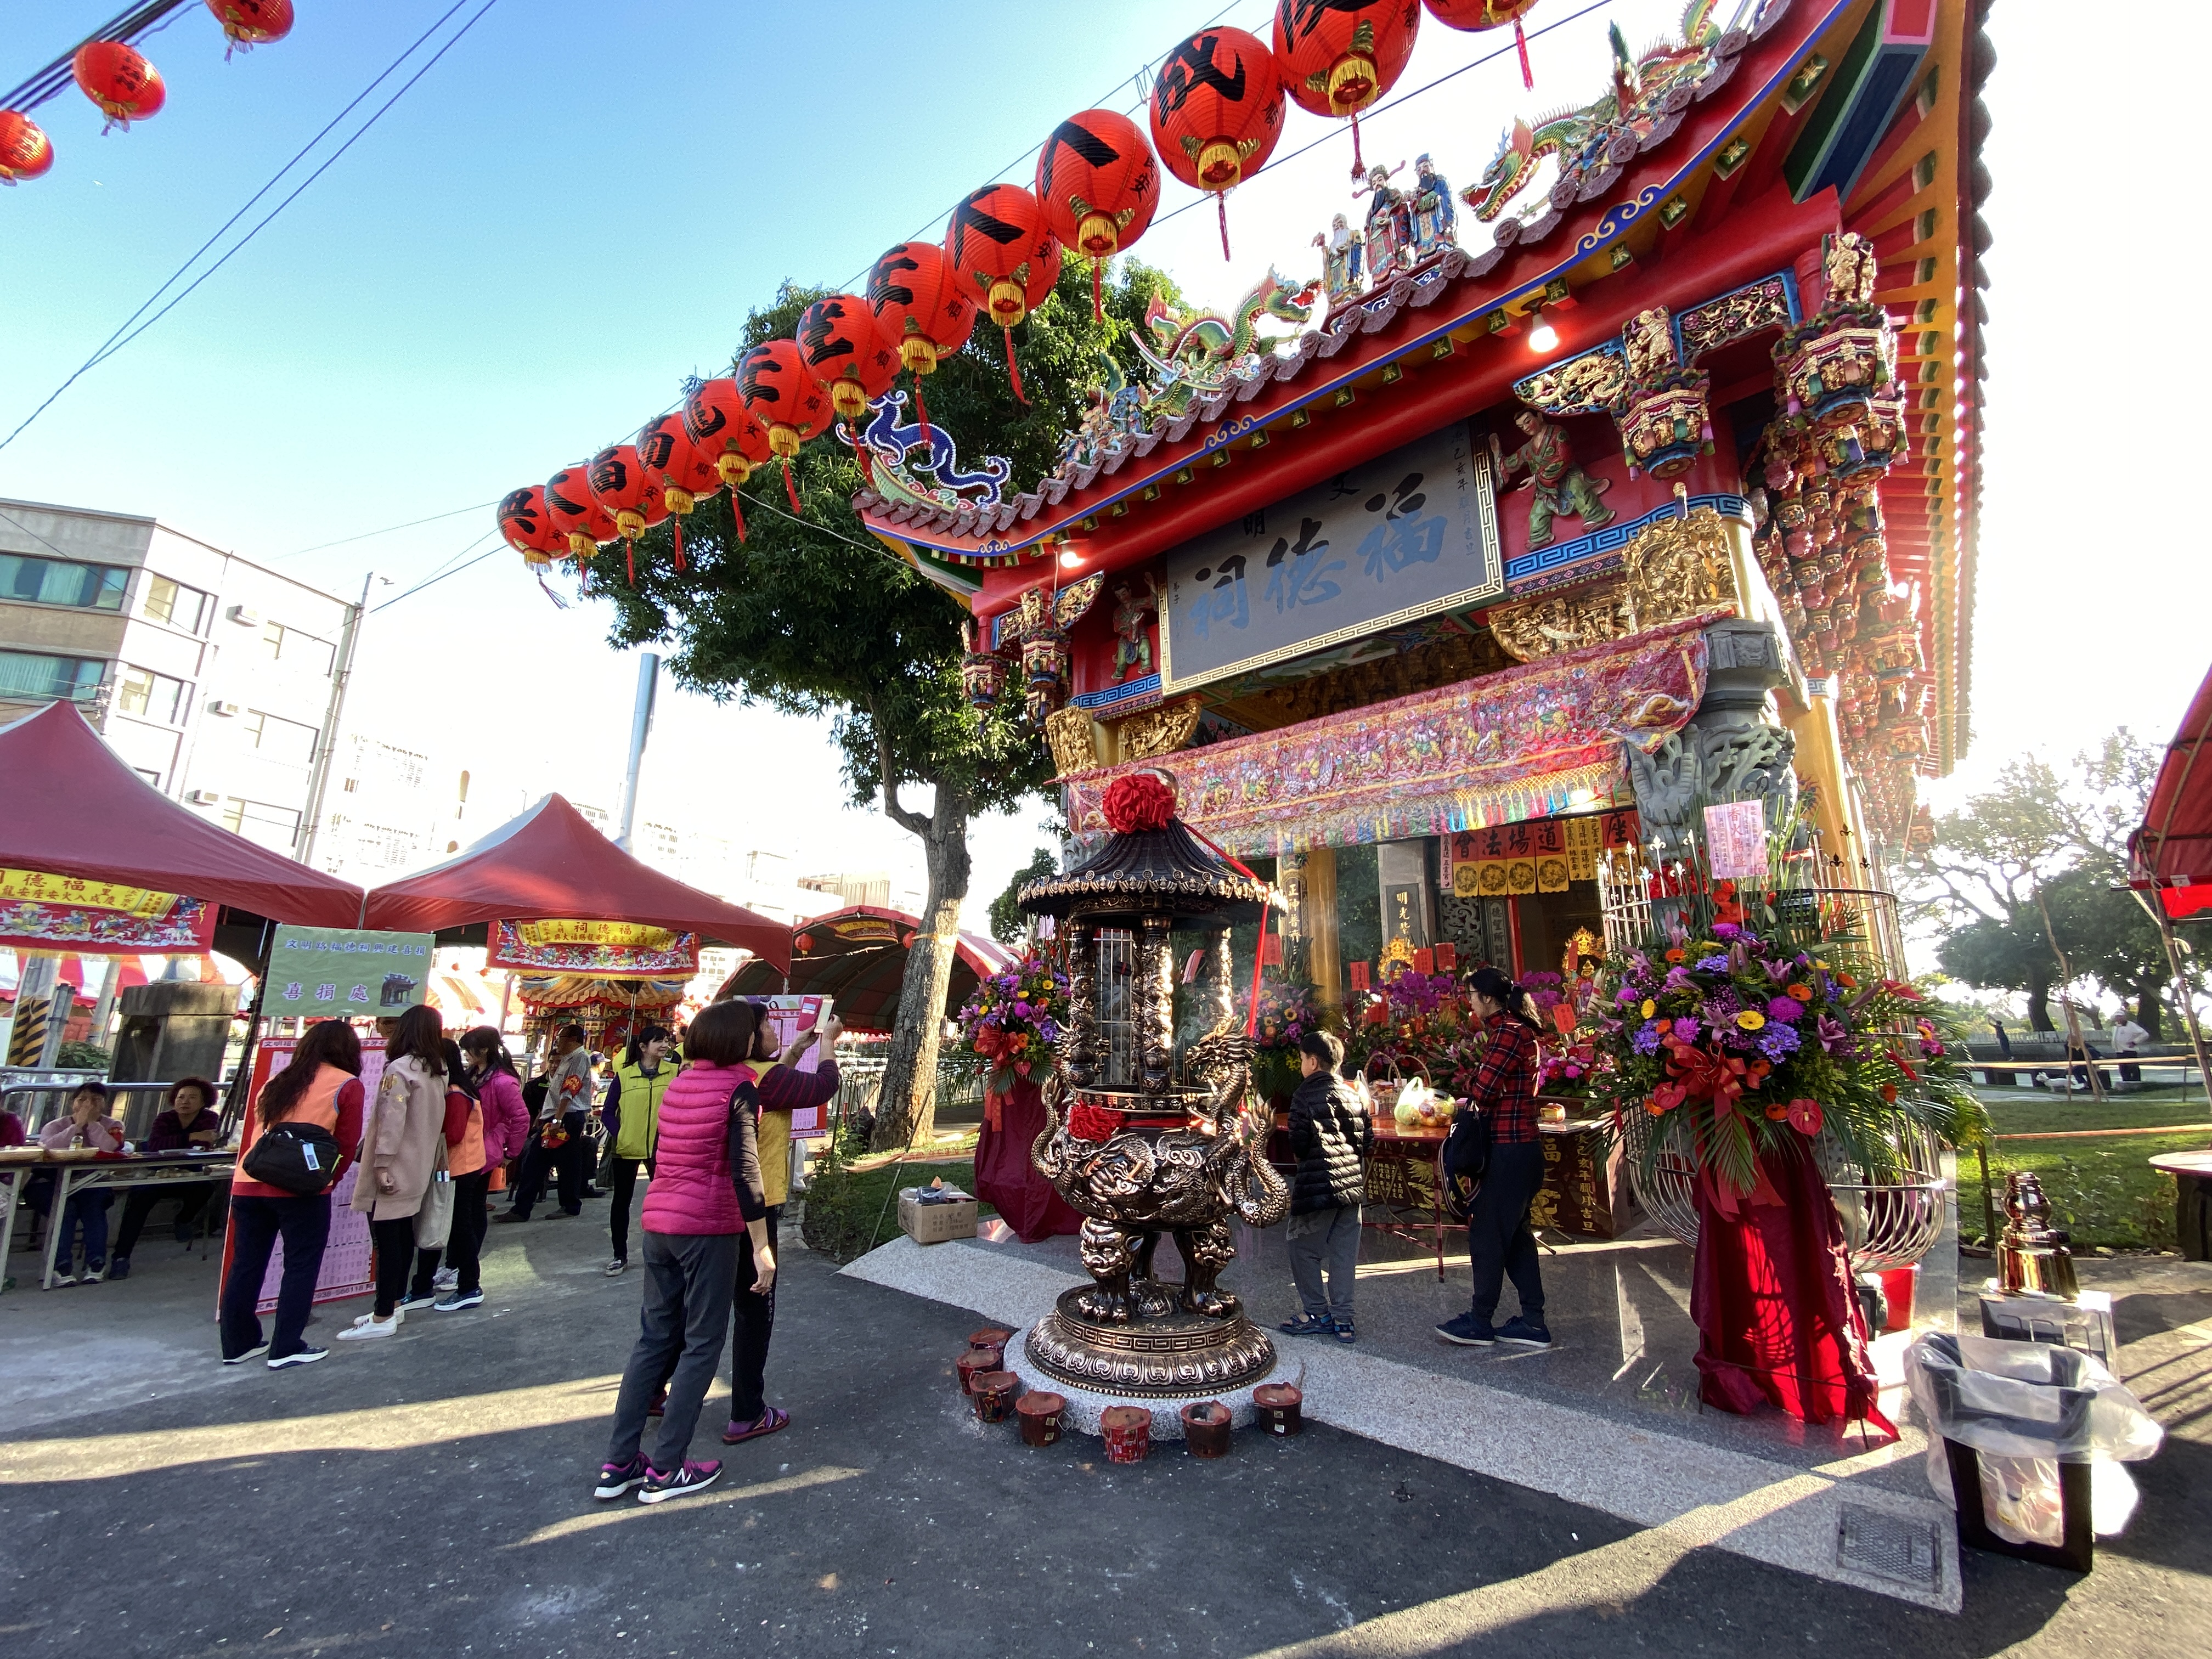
1278,1030,1372,1344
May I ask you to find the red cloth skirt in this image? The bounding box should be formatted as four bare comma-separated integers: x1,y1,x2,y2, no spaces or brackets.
973,1078,1081,1244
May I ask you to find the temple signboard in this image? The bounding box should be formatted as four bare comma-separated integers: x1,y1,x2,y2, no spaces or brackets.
1159,420,1502,693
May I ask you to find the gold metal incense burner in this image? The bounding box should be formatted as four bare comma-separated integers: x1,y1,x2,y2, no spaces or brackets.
1017,809,1290,1396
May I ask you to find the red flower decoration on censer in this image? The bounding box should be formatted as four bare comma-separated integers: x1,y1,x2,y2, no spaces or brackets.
1066,1103,1122,1142
1101,772,1177,834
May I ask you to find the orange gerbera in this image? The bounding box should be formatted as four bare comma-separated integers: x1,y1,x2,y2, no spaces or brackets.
1664,947,1687,964
1787,984,1814,1002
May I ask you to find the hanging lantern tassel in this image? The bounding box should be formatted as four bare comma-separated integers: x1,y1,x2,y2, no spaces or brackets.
624,538,636,586
1216,193,1231,263
535,570,569,611
1003,326,1029,405
1515,16,1533,91
1348,106,1365,180
730,488,747,544
781,459,802,514
913,377,934,449
846,424,876,487
671,513,686,573
1092,258,1105,323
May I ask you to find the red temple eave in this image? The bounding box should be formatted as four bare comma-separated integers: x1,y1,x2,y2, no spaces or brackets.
857,0,1868,607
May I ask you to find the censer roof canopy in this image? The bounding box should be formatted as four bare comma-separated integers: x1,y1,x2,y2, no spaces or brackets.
1019,774,1270,927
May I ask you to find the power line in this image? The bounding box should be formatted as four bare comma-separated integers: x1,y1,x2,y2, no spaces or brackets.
371,529,500,613
0,0,494,457
277,497,501,560
0,506,76,562
2,2,191,114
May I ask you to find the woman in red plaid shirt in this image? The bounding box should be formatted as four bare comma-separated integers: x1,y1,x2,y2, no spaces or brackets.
1437,967,1551,1350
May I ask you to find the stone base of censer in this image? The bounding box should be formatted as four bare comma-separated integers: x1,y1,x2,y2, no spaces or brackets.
1006,1315,1300,1441
1023,1283,1279,1397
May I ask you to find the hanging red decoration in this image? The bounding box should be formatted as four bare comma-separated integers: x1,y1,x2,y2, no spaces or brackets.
637,413,721,573
1036,109,1159,320
72,42,166,132
796,295,899,420
680,376,772,543
496,487,566,565
543,464,619,561
205,0,295,54
737,340,834,514
0,111,54,184
1422,0,1539,89
944,184,1061,403
586,443,666,583
1273,0,1421,178
1147,27,1286,261
867,240,977,436
1101,772,1178,834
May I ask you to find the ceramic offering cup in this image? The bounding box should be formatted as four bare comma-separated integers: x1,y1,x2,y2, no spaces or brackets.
1253,1382,1303,1436
1017,1390,1066,1447
956,1347,1005,1395
1181,1400,1231,1458
972,1370,1020,1423
1101,1404,1153,1463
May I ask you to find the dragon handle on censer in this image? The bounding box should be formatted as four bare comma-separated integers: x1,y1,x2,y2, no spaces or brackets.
1016,771,1290,1396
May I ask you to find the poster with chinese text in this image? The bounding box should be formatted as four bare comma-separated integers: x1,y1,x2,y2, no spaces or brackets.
1702,801,1770,881
267,926,433,1014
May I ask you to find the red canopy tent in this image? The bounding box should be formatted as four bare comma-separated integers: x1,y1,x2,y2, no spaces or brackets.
363,794,789,972
714,904,1013,1031
2133,663,2212,920
0,702,365,932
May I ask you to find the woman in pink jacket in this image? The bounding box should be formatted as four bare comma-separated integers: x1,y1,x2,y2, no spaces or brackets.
592,998,774,1506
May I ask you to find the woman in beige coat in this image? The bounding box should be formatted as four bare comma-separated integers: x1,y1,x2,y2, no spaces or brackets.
342,1005,447,1342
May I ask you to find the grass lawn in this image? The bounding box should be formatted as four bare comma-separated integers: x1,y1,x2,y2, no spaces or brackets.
798,1153,996,1262
1960,1083,2208,1250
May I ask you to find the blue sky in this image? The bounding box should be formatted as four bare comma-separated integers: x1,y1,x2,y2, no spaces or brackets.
3,1,2204,932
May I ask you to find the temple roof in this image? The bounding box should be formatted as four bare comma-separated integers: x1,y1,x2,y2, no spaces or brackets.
856,0,1990,778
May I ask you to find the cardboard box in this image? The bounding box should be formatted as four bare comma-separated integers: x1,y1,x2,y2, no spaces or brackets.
899,1187,978,1245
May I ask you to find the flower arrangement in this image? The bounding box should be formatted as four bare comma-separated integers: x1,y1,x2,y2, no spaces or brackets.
956,952,1071,1095
1345,968,1466,1081
1583,921,1978,1197
1246,977,1319,1102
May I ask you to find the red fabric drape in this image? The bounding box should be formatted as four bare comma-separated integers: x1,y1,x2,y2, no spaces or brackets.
972,1077,1081,1243
1690,1143,1897,1436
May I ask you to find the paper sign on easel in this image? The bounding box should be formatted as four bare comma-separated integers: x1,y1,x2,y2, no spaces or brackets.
1702,801,1770,881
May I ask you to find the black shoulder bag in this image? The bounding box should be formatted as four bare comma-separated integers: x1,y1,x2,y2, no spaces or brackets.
241,1120,343,1195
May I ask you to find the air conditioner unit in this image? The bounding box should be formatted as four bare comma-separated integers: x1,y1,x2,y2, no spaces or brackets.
186,788,222,805
207,699,242,717
227,605,260,627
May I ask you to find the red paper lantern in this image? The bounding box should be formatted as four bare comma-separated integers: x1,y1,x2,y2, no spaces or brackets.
680,376,771,543
1422,0,1538,88
1148,28,1285,259
586,443,666,581
0,111,54,185
945,184,1062,402
1273,0,1421,176
73,42,166,131
795,295,899,420
638,412,721,572
543,464,619,561
206,0,295,53
867,240,978,430
1036,108,1160,319
737,340,834,512
496,487,566,565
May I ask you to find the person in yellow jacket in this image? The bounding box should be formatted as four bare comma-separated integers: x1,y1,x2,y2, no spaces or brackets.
602,1025,675,1277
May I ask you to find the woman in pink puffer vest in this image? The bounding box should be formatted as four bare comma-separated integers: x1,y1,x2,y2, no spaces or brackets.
589,1000,773,1506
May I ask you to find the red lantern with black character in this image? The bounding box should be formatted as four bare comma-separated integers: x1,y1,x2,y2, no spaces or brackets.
1273,0,1421,177
867,240,977,437
496,487,565,565
1148,27,1285,260
74,42,165,131
586,443,666,583
0,111,53,184
681,376,772,543
206,0,295,54
544,464,619,562
638,412,721,572
1422,0,1539,88
737,340,834,513
945,184,1062,403
796,295,898,485
1036,109,1159,319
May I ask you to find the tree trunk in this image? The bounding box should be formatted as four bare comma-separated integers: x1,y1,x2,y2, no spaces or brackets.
2135,979,2166,1041
2024,961,2054,1031
872,787,972,1152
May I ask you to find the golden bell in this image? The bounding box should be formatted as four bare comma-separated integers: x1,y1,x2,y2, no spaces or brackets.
1327,54,1379,113
899,333,939,375
664,486,696,515
714,453,753,486
768,424,802,461
829,379,870,420
988,277,1028,326
1196,139,1242,189
1077,210,1119,257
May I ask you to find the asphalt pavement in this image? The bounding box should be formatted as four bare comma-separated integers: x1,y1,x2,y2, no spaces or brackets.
0,1200,2205,1657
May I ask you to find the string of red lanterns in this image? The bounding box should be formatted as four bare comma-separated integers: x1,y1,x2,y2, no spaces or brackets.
499,2,1549,586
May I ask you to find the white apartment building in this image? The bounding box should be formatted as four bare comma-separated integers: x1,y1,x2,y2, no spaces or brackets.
0,497,358,856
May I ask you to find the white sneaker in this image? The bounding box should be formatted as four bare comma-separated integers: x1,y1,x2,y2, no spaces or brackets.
337,1312,402,1341
348,1308,403,1330
431,1267,459,1292
603,1257,627,1277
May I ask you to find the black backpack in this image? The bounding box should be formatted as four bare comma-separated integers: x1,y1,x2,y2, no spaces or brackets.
241,1120,343,1195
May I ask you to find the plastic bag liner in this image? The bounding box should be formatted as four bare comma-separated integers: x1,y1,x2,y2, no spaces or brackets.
1907,1333,2163,1543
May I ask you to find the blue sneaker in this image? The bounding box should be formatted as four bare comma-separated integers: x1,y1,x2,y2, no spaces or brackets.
639,1458,721,1504
1435,1312,1496,1346
1278,1313,1335,1338
1495,1316,1553,1350
594,1454,648,1500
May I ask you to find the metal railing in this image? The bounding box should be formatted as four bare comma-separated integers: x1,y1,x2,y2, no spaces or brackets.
0,1071,199,1143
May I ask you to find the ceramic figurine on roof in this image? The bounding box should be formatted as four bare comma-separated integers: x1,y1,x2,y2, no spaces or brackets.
1049,354,1156,483
1312,212,1365,306
1133,268,1318,417
1353,161,1412,278
1408,153,1457,258
856,391,1013,514
1110,579,1160,682
1610,306,1713,481
1493,409,1615,547
1459,1,1726,226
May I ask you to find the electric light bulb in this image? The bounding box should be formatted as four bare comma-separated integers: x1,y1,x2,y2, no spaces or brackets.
1059,549,1085,567
1527,312,1559,353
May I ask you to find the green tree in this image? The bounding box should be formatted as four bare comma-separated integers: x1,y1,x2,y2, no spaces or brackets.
989,847,1059,946
596,259,1183,1148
